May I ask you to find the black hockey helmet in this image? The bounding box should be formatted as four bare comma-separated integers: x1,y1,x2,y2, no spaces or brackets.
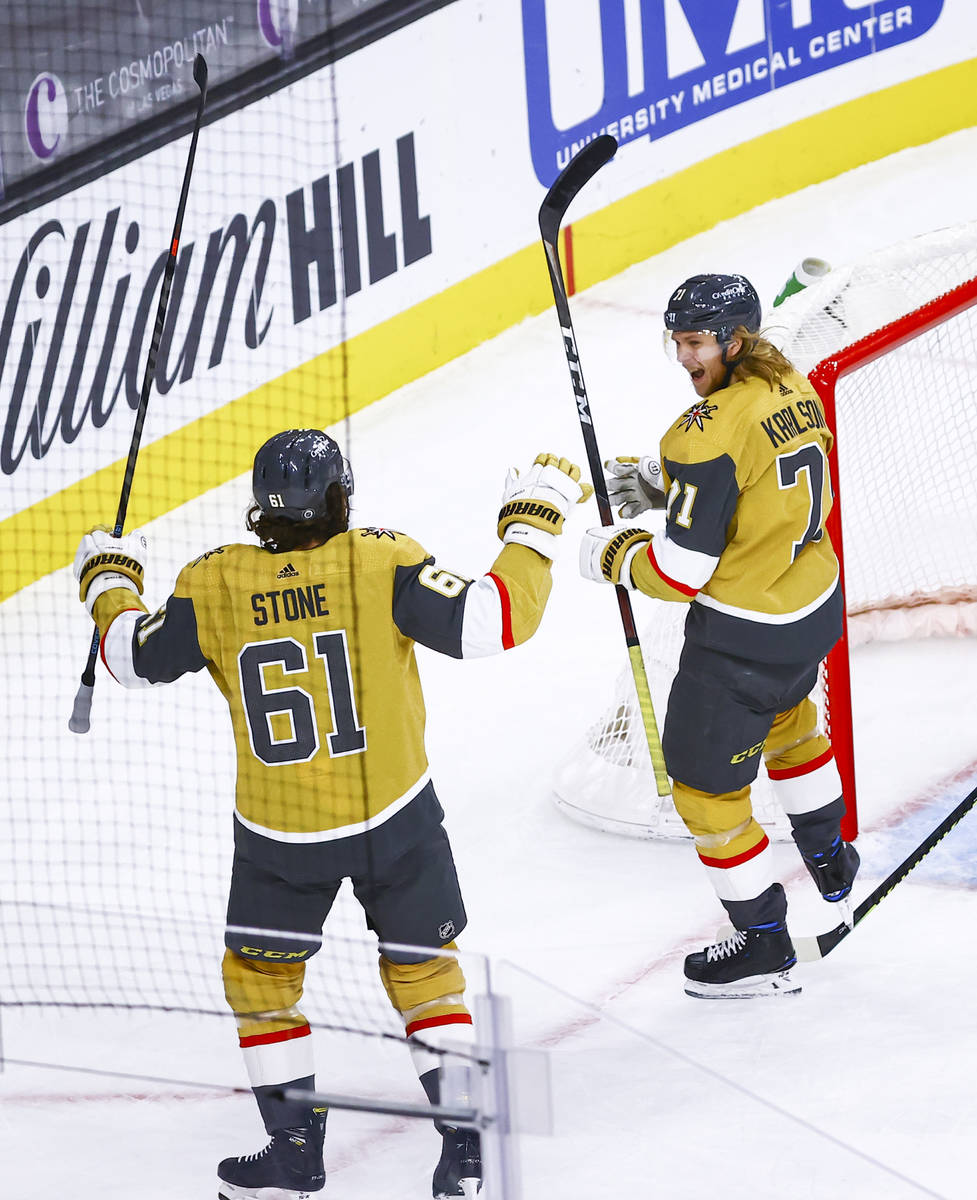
664,274,762,346
252,429,353,522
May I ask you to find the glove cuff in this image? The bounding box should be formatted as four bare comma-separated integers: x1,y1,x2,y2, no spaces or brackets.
600,528,651,585
498,498,565,539
77,550,145,603
82,573,140,617
501,522,558,559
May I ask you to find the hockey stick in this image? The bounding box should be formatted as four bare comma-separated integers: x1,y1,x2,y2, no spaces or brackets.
793,782,977,961
68,53,209,735
538,135,670,796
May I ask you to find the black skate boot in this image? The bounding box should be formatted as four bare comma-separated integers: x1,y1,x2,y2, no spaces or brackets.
217,1109,326,1200
433,1125,482,1199
684,921,800,999
802,835,860,902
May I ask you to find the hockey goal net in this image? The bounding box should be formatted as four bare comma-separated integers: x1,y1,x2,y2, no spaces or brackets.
553,221,977,841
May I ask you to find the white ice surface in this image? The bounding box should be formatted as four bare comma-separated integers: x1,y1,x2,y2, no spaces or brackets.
4,128,977,1199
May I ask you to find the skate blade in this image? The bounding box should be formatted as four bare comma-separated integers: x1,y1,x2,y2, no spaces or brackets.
434,1179,482,1200
684,970,801,1000
217,1182,322,1200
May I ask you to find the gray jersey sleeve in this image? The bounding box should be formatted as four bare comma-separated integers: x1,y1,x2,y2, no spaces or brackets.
392,557,473,659
663,454,739,557
130,596,210,683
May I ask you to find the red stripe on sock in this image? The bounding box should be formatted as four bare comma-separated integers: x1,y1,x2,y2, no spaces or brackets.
766,746,834,780
239,1023,311,1049
698,832,770,869
487,572,514,649
405,1013,473,1038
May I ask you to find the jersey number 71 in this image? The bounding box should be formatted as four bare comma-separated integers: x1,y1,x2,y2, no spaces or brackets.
777,443,830,563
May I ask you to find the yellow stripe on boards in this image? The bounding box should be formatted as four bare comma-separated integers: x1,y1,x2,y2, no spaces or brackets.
1,245,552,603
3,58,974,602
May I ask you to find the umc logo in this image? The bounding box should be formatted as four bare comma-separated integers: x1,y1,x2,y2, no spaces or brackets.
521,0,944,186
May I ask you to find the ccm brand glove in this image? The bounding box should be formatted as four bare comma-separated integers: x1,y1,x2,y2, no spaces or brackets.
498,453,594,558
604,456,666,519
74,527,148,616
579,525,651,588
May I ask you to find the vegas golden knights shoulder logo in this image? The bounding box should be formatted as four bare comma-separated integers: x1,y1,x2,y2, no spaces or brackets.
678,401,718,433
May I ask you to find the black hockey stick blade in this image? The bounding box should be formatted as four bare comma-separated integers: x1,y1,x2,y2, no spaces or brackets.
193,52,208,91
794,782,977,961
537,133,619,506
539,135,618,246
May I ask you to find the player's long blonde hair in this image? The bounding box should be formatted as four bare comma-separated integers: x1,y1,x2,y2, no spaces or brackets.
727,324,794,388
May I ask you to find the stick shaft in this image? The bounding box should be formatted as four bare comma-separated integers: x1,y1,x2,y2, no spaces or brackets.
69,55,209,735
538,139,669,795
796,782,977,960
116,54,209,535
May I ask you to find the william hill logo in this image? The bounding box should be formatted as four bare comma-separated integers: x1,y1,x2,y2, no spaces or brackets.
1,131,431,478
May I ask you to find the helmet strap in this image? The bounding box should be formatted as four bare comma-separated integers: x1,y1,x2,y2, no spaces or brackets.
719,338,736,387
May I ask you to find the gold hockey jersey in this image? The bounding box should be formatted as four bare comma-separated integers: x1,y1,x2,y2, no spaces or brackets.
93,531,551,838
630,367,842,662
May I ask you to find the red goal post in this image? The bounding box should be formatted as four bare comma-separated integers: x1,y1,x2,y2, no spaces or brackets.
813,271,977,839
552,222,977,843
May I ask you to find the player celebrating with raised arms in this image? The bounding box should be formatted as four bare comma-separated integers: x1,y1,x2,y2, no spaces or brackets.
579,274,859,1000
74,429,591,1199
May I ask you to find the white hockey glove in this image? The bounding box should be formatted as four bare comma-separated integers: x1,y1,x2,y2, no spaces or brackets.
498,453,594,559
74,527,148,616
604,456,666,519
579,525,651,588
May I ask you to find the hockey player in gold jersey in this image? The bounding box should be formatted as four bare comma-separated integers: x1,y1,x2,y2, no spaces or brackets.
74,430,591,1199
579,274,859,999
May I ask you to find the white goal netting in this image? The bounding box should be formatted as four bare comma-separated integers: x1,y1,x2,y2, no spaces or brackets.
554,221,977,840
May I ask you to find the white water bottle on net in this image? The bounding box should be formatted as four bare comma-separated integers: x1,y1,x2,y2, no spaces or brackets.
553,220,977,840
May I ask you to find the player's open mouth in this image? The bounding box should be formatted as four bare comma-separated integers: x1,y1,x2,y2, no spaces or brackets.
689,367,704,380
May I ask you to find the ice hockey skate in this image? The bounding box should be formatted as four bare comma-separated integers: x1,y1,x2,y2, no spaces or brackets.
684,922,800,999
217,1112,326,1200
433,1125,482,1199
802,835,860,902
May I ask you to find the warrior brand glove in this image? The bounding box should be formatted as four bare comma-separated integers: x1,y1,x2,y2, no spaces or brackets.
604,456,666,519
74,527,148,616
579,525,651,588
498,453,594,559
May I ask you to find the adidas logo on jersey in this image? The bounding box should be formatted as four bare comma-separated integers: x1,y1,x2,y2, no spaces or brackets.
276,562,300,579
